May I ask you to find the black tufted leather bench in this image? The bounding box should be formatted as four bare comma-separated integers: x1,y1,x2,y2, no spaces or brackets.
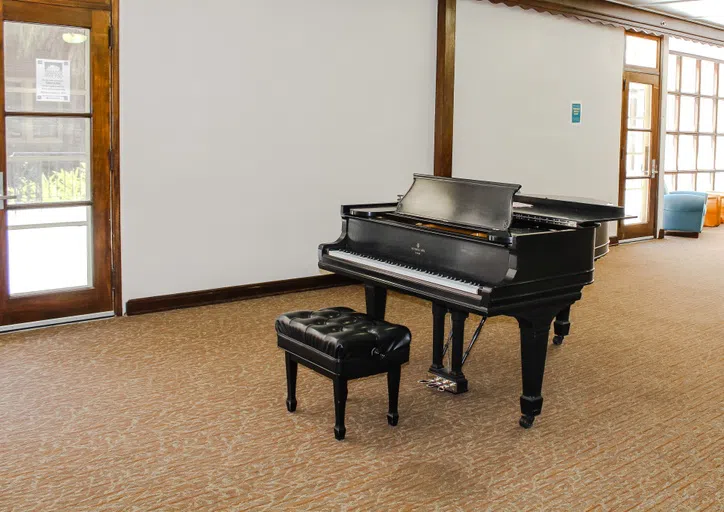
276,307,411,440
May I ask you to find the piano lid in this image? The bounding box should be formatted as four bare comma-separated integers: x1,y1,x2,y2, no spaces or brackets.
395,174,521,232
514,193,626,225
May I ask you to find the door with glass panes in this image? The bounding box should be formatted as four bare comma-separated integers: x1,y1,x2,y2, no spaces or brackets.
619,33,662,240
0,1,113,327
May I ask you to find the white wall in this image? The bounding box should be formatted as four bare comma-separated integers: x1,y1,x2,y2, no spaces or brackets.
453,1,625,205
120,0,437,303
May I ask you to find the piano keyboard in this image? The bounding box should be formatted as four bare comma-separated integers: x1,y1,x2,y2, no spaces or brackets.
327,250,481,295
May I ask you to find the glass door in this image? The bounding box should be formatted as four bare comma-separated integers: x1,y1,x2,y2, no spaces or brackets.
619,71,661,240
0,2,113,327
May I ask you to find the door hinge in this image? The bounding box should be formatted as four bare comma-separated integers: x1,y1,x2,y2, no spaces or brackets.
108,26,113,49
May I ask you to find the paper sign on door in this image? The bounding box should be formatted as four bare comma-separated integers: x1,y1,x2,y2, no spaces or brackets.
36,59,71,102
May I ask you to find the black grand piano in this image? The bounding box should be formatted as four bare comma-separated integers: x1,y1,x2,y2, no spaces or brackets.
319,174,625,428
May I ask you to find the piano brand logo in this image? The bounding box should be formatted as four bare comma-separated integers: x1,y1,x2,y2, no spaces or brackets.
411,242,426,256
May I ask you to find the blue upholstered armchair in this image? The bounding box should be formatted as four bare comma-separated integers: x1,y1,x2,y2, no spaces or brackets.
662,189,708,235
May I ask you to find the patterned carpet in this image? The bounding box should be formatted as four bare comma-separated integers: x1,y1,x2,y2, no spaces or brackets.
1,228,722,511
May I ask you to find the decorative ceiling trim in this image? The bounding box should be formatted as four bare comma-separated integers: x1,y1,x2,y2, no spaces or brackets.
484,0,724,46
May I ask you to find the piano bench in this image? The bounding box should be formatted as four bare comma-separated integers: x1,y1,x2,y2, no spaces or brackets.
275,307,411,441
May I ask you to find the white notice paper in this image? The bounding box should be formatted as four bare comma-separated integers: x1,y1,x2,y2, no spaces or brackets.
36,59,71,102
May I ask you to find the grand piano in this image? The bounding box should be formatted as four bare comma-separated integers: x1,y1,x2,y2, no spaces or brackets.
319,174,625,428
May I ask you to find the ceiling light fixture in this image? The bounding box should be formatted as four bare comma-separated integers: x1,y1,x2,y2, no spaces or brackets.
62,33,87,44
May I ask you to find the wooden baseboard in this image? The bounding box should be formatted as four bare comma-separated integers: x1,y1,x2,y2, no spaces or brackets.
126,274,358,316
609,236,620,246
657,229,665,239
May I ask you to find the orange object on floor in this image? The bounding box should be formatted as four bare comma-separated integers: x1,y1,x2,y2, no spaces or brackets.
704,194,722,227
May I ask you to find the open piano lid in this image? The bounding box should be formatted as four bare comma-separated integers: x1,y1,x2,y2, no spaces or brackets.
514,194,626,225
395,174,521,233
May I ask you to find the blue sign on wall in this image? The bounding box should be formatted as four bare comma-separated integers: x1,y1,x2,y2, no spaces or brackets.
571,102,582,124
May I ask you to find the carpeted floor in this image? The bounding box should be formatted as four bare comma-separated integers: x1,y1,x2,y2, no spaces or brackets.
1,228,722,511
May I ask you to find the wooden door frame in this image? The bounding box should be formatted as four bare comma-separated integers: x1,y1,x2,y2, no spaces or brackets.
0,0,121,318
618,33,664,240
110,0,120,315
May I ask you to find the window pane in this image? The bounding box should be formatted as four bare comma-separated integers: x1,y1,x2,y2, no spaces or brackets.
664,173,676,192
696,173,713,191
667,95,678,132
626,131,652,177
700,98,715,132
8,207,91,295
715,173,724,191
5,117,90,205
668,54,678,92
679,96,696,132
3,22,90,114
698,136,714,169
701,60,715,96
7,206,87,227
719,100,724,133
717,137,724,169
678,173,695,190
625,35,658,68
720,66,724,97
678,135,696,170
665,135,677,171
624,179,650,225
628,83,652,129
681,57,697,94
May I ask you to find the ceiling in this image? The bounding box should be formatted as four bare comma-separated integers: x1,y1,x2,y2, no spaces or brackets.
614,1,724,29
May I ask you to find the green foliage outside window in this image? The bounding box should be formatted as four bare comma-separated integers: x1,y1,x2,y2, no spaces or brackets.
8,164,87,203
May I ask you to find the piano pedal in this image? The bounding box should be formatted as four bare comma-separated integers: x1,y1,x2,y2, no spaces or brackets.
418,376,457,393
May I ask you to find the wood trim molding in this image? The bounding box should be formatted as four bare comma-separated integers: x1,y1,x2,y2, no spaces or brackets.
657,229,665,239
484,0,724,46
125,274,359,316
609,236,620,246
434,0,456,178
5,0,110,11
111,0,122,315
3,0,93,26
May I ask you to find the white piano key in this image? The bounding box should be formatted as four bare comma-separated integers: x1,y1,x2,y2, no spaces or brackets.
327,250,481,295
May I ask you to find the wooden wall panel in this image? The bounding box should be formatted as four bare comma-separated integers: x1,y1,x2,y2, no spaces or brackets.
434,0,456,178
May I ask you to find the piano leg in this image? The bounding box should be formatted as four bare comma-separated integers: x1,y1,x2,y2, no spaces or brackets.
553,306,571,346
430,302,447,370
428,307,469,394
449,310,469,379
365,284,387,321
515,309,558,428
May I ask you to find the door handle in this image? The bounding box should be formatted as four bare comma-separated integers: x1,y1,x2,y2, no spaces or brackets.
0,194,16,211
650,159,658,178
0,174,16,210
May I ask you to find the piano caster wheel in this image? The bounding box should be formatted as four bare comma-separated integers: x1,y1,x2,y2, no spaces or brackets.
286,399,297,413
519,415,535,429
552,335,565,346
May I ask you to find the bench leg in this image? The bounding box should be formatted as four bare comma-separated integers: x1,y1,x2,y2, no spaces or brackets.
387,365,401,426
285,352,298,413
333,377,348,441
